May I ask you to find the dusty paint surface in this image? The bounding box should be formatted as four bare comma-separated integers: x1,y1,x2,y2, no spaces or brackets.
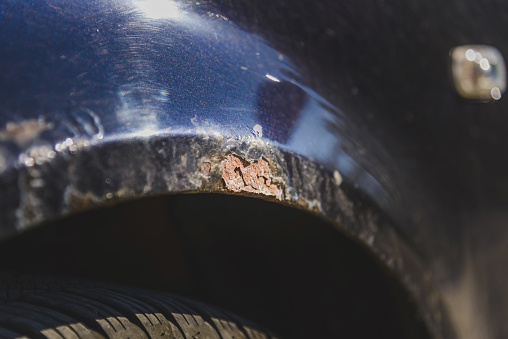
221,154,283,200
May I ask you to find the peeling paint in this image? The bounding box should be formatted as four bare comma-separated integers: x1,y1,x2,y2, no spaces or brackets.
18,145,56,167
0,120,53,146
16,137,92,170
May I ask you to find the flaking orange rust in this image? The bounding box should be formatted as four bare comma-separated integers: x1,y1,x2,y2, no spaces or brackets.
221,154,283,199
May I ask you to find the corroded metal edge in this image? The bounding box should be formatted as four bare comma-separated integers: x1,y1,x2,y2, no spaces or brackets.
1,134,451,338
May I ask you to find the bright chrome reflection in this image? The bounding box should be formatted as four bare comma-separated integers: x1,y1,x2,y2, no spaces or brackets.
451,45,506,101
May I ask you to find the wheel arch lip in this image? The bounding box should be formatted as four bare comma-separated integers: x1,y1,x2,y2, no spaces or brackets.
0,1,453,338
0,0,406,239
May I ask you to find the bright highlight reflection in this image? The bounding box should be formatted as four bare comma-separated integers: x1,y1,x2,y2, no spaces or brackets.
491,87,502,100
134,0,181,19
466,49,476,61
265,74,280,82
480,58,490,71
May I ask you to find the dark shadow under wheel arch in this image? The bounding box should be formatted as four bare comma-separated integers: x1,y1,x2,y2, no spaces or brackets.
0,193,432,339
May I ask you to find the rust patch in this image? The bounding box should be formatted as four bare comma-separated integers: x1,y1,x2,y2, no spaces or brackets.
0,120,53,146
200,161,212,176
221,154,283,199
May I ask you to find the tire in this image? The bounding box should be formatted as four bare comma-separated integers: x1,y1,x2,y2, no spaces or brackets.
0,274,278,339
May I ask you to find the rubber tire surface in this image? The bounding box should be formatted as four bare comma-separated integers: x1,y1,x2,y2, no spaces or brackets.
0,274,278,339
